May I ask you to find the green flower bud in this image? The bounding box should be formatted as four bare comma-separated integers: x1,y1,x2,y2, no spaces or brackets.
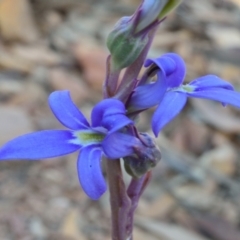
107,27,148,70
107,0,181,70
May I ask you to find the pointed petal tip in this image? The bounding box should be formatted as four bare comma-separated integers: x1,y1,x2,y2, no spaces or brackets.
0,130,80,160
49,90,89,130
153,129,159,138
151,91,187,136
86,184,106,200
187,88,240,109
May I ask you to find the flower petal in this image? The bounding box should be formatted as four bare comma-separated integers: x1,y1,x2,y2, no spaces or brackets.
49,90,90,130
0,130,80,160
91,98,127,127
102,132,142,159
145,55,176,76
187,88,240,108
152,91,187,137
102,114,132,134
189,75,234,91
145,53,186,88
129,70,167,110
77,146,106,200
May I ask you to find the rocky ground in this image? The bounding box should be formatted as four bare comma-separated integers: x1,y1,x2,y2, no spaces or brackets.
0,0,240,239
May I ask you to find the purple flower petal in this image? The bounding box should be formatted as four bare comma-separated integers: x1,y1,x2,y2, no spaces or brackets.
102,114,132,134
91,98,126,127
189,75,234,91
152,91,187,137
187,88,240,108
49,91,90,130
102,132,142,159
145,53,186,88
0,130,80,160
129,70,167,110
77,146,106,200
145,56,176,76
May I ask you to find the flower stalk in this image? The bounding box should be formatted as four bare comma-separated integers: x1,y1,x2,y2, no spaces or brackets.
105,159,131,240
126,172,152,240
115,26,158,103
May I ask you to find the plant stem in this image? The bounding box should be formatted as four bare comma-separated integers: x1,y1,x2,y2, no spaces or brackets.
106,159,131,240
115,27,158,103
103,56,120,98
126,171,152,240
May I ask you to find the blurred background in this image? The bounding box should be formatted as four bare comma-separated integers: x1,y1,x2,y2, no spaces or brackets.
0,0,240,239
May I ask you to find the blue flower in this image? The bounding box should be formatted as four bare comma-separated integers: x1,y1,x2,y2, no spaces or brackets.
129,53,184,111
0,90,142,200
129,53,240,137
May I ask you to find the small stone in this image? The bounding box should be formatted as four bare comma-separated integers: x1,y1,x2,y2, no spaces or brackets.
49,68,90,104
207,26,240,49
61,209,87,240
73,42,108,92
199,144,237,176
0,46,33,73
0,76,25,96
10,82,47,109
29,217,47,238
0,0,39,42
0,106,34,145
12,44,62,67
139,194,176,218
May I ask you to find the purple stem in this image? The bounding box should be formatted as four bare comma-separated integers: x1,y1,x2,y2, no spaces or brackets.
105,159,131,240
104,20,159,240
103,55,121,98
104,55,131,240
103,54,131,240
115,26,158,103
126,171,152,240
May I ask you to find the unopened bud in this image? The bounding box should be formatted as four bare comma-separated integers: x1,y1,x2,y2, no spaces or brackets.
123,133,161,178
107,26,148,70
107,0,181,70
